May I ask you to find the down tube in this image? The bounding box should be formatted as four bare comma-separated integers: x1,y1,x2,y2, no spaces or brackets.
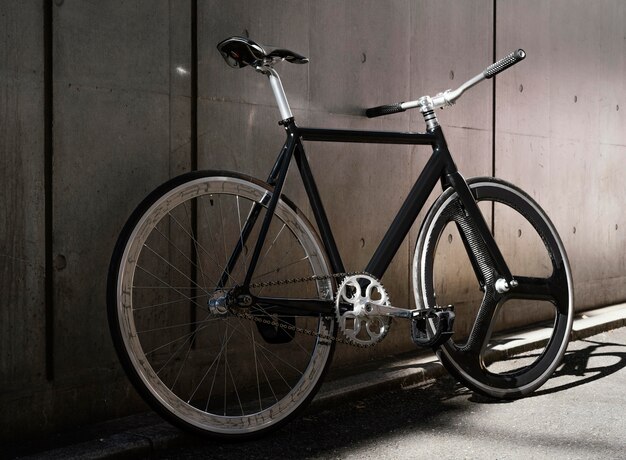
365,152,445,279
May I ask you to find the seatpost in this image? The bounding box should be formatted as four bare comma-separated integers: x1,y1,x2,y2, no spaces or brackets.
264,67,293,121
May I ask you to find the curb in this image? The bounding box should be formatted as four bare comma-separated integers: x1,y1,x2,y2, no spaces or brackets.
16,303,626,459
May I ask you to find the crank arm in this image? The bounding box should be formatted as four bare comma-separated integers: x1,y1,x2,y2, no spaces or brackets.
364,302,416,319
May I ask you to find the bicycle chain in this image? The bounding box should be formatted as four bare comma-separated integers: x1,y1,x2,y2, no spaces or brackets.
231,271,374,348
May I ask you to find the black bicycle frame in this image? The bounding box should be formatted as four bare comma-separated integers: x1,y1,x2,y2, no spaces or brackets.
233,118,512,316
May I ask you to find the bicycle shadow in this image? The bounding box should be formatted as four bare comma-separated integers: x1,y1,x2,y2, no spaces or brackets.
534,337,626,395
468,336,626,403
153,335,626,459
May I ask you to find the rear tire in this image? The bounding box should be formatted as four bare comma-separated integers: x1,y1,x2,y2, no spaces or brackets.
108,171,335,439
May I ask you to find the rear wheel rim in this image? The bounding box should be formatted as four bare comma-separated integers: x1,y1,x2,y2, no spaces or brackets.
113,176,334,435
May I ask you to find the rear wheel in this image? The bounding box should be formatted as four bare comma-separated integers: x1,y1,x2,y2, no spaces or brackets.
414,177,573,398
108,171,335,439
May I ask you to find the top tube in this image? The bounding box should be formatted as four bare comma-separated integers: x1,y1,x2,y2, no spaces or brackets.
297,126,437,146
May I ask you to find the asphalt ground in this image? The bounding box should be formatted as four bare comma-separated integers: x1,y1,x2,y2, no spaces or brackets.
158,326,626,460
8,303,626,459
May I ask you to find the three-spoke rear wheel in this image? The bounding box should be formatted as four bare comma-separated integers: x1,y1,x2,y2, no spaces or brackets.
414,177,573,398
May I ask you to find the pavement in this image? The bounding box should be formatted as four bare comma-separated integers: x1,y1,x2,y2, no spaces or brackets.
8,303,626,459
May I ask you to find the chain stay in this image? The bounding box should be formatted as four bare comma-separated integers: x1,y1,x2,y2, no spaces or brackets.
237,271,373,348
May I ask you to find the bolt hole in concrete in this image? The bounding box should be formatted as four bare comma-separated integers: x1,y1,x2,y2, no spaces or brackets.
360,238,366,248
574,95,578,103
448,234,453,244
573,226,577,234
53,254,67,271
361,53,367,63
449,70,454,80
518,229,522,238
519,84,524,92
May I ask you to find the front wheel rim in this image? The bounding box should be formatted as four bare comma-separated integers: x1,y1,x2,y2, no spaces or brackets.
414,179,573,397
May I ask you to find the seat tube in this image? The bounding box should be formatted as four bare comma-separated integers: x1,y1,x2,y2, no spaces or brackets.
242,128,297,287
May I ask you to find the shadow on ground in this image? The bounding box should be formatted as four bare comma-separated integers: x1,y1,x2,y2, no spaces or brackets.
156,335,626,459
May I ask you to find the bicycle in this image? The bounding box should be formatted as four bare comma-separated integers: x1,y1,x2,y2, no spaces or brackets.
107,36,574,440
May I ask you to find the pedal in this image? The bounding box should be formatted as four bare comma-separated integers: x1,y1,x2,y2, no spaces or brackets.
411,308,455,349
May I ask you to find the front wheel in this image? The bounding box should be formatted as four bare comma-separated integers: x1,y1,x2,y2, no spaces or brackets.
107,171,335,439
414,177,573,398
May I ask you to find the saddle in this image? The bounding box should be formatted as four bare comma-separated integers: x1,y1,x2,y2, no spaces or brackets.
217,36,309,69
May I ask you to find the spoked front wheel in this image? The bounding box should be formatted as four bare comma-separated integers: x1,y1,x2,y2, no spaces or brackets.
107,171,335,439
414,177,573,398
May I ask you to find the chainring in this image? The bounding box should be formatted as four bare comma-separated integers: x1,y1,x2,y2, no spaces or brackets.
335,274,392,347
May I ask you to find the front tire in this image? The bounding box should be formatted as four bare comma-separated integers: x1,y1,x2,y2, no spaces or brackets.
414,177,573,398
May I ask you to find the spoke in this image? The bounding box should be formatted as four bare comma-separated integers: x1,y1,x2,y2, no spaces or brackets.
251,305,317,356
133,293,209,312
201,324,235,410
226,352,245,416
507,275,559,303
252,218,303,295
250,317,263,411
252,255,310,282
135,264,207,310
232,315,280,407
204,349,223,412
260,223,287,262
133,285,210,290
167,209,239,287
201,194,227,277
228,317,307,377
152,221,219,291
258,355,279,405
255,339,296,392
223,320,229,415
170,330,196,392
464,293,501,354
144,320,212,357
137,316,222,334
252,256,309,296
452,211,494,289
186,321,238,405
154,326,199,376
141,243,211,296
182,200,214,291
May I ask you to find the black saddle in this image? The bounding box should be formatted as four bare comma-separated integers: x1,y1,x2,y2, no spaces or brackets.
217,36,309,69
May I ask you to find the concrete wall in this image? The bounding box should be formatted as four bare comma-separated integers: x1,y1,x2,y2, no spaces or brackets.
1,0,624,440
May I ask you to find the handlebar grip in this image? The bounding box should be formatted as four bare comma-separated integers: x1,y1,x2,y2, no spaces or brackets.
483,49,526,79
365,103,406,118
